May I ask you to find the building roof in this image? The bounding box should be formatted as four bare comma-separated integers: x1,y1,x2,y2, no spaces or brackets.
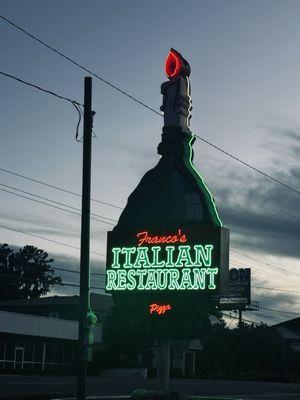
272,317,300,335
0,293,113,312
0,296,79,306
0,310,102,342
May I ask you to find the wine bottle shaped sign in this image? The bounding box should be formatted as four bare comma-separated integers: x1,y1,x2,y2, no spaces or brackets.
105,49,229,339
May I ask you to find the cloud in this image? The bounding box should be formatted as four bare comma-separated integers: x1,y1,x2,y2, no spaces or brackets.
46,252,106,296
0,211,80,238
278,128,300,143
209,125,300,259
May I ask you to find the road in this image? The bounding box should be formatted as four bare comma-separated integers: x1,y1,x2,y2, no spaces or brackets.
0,375,300,400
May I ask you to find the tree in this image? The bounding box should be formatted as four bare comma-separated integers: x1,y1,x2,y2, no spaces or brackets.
0,243,61,300
198,321,297,381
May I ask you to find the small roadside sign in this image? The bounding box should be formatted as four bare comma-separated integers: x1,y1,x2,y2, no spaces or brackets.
228,268,251,305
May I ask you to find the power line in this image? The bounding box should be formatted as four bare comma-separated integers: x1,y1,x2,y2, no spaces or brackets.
2,15,300,198
230,260,300,284
2,222,300,297
260,306,300,316
193,132,300,196
0,166,123,210
0,71,83,140
231,249,300,279
0,15,161,117
0,273,105,291
2,172,300,282
253,285,300,294
1,20,300,283
0,187,114,226
1,173,300,283
60,281,105,291
0,183,116,225
0,71,82,106
0,182,116,222
0,223,105,257
53,265,105,277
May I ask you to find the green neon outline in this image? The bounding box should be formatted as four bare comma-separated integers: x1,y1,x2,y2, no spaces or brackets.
206,267,219,290
133,246,152,268
194,244,213,267
144,269,157,290
151,246,165,267
136,270,147,290
116,270,127,290
168,269,180,290
179,268,193,290
106,267,219,292
187,133,223,227
192,268,206,290
106,270,117,290
156,270,168,290
165,246,175,267
111,248,121,268
121,247,136,268
126,270,136,290
175,245,194,267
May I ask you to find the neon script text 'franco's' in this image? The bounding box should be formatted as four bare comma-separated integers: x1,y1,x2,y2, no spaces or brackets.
137,229,187,247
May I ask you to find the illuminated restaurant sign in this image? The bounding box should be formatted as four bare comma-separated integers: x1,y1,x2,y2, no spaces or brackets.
106,226,229,294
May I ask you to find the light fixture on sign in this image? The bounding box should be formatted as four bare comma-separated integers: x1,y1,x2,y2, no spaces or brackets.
164,48,191,79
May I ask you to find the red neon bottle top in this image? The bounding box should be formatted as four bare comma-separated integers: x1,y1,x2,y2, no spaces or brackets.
165,49,182,78
164,48,191,79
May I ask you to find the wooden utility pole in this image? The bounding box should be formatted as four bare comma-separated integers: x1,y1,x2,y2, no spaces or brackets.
238,309,242,328
157,340,170,390
77,76,93,400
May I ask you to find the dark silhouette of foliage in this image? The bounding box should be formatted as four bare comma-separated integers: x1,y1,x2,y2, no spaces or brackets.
91,315,300,382
197,321,298,381
0,243,61,300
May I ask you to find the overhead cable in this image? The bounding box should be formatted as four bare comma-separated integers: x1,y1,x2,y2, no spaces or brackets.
0,15,161,117
1,167,300,280
0,273,105,291
0,184,116,225
1,15,300,196
0,166,123,210
0,223,105,257
253,285,300,294
231,250,300,278
260,306,300,315
0,70,83,140
193,132,300,196
0,71,82,105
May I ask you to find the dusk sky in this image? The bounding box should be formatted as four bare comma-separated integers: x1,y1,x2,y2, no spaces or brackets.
1,0,300,325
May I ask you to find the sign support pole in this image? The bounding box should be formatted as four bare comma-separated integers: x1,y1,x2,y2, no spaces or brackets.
157,340,170,391
77,76,93,400
238,309,242,328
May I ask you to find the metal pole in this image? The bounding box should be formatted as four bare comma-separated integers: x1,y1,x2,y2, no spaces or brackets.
157,340,170,391
77,76,93,400
238,309,242,328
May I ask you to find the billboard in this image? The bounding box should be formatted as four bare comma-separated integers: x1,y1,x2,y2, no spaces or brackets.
228,268,251,305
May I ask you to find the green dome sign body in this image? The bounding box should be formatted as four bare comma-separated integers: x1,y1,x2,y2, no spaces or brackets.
105,49,229,338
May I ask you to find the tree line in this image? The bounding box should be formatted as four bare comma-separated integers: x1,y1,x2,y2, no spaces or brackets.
0,243,61,300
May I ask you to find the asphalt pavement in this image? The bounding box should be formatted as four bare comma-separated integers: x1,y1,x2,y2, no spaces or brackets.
0,375,299,400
